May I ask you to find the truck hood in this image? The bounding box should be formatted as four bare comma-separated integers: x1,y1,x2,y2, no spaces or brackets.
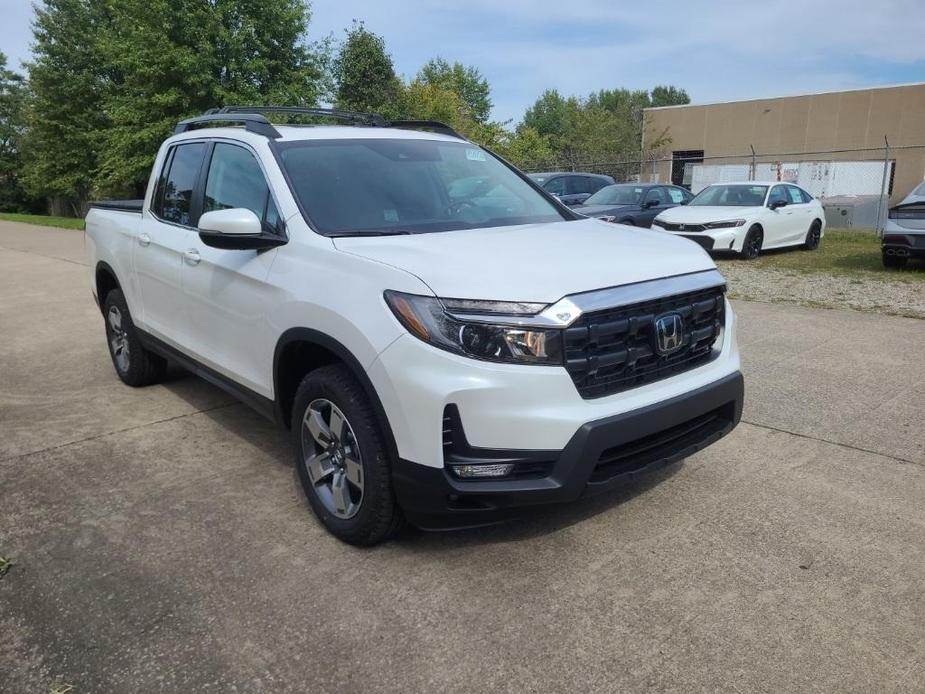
332,218,715,303
657,205,763,224
575,203,634,217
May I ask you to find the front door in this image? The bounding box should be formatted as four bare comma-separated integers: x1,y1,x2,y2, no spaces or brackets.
765,184,798,247
179,141,285,397
133,141,207,345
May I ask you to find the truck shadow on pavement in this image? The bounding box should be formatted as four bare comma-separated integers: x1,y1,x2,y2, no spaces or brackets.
161,368,685,549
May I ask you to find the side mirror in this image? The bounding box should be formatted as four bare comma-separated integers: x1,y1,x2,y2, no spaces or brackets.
197,208,286,250
644,199,660,209
769,199,788,210
680,199,690,205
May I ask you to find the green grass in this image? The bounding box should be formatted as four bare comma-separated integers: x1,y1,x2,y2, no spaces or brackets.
0,212,85,230
715,229,925,282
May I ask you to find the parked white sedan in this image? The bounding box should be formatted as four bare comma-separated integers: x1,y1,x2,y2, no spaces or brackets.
652,182,825,259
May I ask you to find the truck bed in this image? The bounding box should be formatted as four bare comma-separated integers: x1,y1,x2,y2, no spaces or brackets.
89,200,144,213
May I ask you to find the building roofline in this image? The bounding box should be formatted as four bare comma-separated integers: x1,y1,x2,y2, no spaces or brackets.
643,81,925,112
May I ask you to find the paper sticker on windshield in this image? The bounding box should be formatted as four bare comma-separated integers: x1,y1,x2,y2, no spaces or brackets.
383,209,398,222
466,148,487,161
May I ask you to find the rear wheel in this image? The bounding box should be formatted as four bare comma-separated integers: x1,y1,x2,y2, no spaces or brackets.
882,252,907,269
739,226,763,260
291,364,404,545
102,289,167,387
803,220,822,250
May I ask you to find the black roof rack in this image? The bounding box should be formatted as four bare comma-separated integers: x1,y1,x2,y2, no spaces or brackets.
175,106,466,141
174,113,281,138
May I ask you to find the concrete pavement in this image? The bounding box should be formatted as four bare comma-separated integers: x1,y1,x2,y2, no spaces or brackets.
1,221,923,692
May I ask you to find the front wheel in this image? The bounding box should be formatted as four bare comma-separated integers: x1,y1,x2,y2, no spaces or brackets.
291,365,404,545
739,226,763,260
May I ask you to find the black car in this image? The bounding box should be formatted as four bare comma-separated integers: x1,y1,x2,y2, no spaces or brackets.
575,183,694,227
527,171,616,206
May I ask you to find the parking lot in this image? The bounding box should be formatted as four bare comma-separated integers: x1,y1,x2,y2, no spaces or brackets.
1,221,923,692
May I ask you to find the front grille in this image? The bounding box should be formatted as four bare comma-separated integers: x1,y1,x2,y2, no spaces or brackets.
662,222,706,232
564,284,725,399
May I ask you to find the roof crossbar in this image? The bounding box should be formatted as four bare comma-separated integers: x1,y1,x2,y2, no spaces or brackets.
175,107,466,141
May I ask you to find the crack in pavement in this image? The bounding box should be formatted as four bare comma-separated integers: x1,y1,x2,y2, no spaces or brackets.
741,419,921,467
0,401,240,466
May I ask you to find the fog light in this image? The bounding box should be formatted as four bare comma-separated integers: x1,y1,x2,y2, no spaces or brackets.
450,463,515,479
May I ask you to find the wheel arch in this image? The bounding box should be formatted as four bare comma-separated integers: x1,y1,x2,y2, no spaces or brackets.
273,328,400,464
95,261,121,314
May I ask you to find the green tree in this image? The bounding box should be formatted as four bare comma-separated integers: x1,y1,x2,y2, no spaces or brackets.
650,85,690,108
333,21,401,116
97,0,327,195
21,0,112,215
416,57,492,123
0,52,31,211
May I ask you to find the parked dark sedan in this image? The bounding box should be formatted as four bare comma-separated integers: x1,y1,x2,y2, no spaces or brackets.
575,183,693,227
527,171,615,206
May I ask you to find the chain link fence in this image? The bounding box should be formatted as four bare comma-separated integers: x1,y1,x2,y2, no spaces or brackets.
520,143,925,234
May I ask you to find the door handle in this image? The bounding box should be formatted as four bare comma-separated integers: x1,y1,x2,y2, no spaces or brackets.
183,248,201,266
138,233,151,247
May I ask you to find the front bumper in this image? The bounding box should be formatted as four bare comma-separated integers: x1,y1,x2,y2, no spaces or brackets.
393,370,744,529
667,229,740,253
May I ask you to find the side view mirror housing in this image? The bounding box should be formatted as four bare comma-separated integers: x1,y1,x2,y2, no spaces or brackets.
769,199,788,210
197,208,286,250
680,199,690,205
643,199,660,209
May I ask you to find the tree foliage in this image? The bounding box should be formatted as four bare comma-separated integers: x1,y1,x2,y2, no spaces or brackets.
0,52,31,211
519,84,689,166
416,58,491,124
22,0,328,208
333,21,401,116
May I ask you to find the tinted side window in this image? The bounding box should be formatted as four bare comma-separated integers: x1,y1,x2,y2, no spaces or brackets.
666,187,692,204
800,188,814,203
157,143,206,226
768,185,788,206
786,185,804,204
568,176,604,195
543,177,567,196
204,143,278,230
586,177,608,194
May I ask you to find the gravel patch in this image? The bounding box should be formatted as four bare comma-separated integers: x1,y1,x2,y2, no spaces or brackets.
719,264,925,319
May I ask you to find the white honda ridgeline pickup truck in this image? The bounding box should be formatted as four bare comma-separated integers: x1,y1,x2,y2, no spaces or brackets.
86,107,743,545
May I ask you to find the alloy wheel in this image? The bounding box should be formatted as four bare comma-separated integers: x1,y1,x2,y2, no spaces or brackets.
107,305,130,372
301,398,364,519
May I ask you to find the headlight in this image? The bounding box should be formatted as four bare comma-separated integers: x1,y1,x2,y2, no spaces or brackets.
384,291,563,365
704,219,746,229
651,218,666,228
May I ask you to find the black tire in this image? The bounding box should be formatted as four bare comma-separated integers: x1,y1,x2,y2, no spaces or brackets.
102,288,167,387
882,252,907,269
803,220,822,250
291,364,404,546
739,226,763,260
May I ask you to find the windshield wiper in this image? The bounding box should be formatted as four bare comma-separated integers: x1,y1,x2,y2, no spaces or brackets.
328,229,414,237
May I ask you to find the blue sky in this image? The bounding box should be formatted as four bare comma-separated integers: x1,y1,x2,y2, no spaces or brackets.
2,0,924,123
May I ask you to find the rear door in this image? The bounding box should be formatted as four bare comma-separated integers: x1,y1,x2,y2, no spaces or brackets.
179,141,284,396
134,141,207,344
782,185,812,243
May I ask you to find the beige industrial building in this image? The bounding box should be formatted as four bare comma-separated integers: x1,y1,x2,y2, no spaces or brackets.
642,82,925,205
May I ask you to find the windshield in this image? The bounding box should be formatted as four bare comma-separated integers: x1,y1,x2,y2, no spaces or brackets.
690,184,768,207
278,139,566,235
584,185,644,206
